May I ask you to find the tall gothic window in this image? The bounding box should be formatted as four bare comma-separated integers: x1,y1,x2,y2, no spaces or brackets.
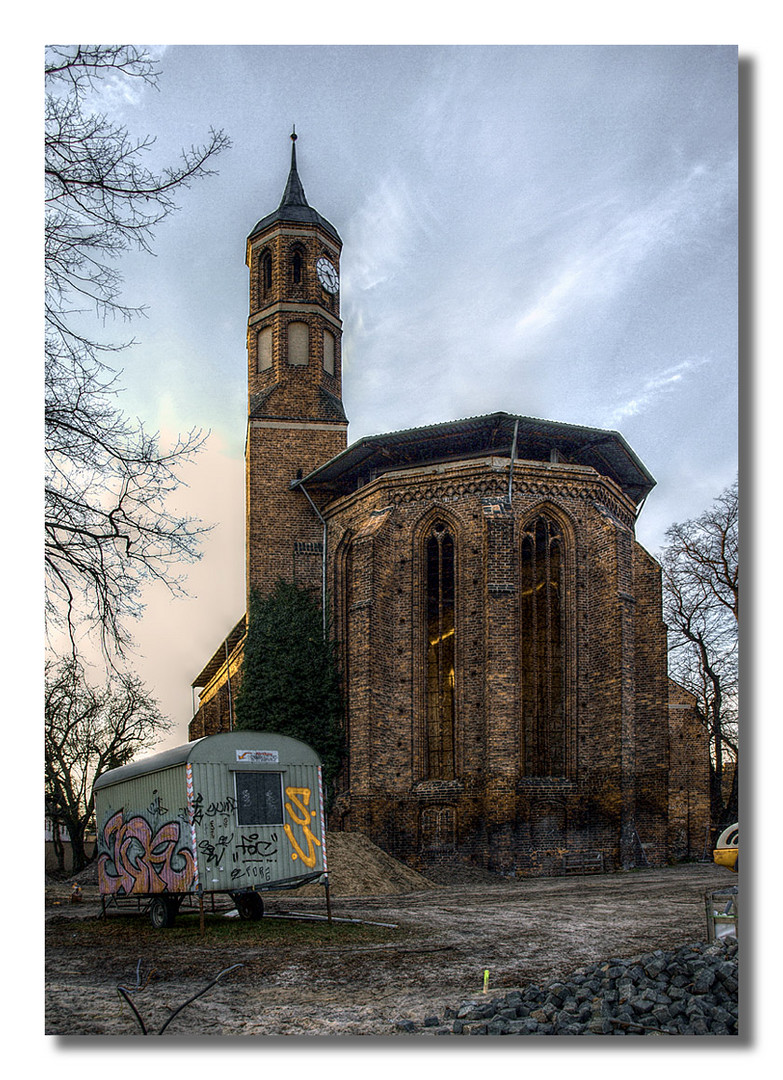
520,515,566,776
425,522,456,779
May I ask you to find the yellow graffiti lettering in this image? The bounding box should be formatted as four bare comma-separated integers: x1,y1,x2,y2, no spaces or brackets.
283,787,321,868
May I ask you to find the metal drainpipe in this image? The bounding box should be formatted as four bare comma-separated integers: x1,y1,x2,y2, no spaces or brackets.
508,417,519,504
297,481,328,638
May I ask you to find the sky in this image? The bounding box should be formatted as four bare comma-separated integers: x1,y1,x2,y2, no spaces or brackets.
47,44,739,748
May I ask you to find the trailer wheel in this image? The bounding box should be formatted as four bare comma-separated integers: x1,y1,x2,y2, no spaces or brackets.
233,892,265,920
149,896,177,929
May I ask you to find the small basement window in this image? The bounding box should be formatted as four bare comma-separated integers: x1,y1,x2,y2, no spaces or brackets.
235,772,284,825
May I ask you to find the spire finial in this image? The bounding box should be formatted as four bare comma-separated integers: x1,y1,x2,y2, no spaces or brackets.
278,127,308,209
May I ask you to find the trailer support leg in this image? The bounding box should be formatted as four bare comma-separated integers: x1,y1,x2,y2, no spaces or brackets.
325,881,333,925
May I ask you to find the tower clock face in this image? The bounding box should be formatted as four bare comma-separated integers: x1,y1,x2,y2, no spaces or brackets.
315,256,339,294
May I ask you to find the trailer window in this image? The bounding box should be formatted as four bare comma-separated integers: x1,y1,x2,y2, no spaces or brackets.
235,772,284,825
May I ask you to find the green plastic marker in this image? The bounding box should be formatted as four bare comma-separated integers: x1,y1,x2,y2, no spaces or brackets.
483,969,489,993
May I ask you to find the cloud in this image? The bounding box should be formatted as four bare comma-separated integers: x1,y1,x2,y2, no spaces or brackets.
514,265,586,335
345,171,437,294
511,158,735,347
602,355,711,427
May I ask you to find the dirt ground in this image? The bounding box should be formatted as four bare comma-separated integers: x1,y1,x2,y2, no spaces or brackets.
45,839,734,1037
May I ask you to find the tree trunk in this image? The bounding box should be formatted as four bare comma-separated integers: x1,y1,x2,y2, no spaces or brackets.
51,821,66,874
726,756,739,820
67,822,89,874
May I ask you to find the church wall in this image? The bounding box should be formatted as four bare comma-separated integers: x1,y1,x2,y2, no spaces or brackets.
324,457,673,876
667,679,711,861
630,543,671,865
579,509,626,864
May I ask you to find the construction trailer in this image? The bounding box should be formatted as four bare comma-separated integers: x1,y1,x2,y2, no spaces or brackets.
93,731,328,927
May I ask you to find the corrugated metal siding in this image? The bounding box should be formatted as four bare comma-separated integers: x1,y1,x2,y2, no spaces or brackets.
191,760,326,891
95,765,197,896
93,733,326,897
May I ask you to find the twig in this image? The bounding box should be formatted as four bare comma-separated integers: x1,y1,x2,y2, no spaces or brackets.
116,985,148,1034
116,962,244,1035
275,910,398,928
157,964,244,1035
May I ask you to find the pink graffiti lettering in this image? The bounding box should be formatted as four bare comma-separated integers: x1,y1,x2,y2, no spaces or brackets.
98,810,195,895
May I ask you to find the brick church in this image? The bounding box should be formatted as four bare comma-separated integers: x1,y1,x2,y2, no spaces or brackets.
188,134,710,876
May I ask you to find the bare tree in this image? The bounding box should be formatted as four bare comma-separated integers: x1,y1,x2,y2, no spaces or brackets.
45,658,171,873
45,45,231,659
660,478,738,825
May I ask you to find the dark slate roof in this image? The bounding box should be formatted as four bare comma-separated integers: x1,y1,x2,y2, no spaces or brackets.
292,411,656,505
248,133,340,244
248,385,347,423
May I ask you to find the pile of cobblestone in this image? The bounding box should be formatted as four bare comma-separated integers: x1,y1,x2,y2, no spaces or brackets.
395,938,738,1036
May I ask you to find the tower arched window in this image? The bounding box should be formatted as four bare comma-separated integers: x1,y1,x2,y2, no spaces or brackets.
292,250,303,284
520,515,567,777
425,521,456,779
262,251,272,294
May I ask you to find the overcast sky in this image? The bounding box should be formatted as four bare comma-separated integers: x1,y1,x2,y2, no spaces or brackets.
56,44,738,746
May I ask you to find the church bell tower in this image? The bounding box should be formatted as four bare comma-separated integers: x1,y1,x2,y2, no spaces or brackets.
244,131,348,601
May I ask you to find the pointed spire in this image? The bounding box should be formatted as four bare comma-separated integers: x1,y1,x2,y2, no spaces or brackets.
278,126,308,208
248,129,341,244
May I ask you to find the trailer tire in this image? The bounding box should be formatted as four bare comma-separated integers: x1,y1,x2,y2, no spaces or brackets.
149,896,177,929
233,892,265,920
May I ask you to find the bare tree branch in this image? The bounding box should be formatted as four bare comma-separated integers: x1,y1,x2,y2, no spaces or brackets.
44,45,231,661
45,657,172,872
660,477,738,823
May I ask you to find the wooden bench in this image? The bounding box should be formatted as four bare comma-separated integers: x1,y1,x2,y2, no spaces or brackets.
562,852,604,875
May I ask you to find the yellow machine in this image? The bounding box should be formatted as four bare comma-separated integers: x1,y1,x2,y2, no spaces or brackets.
713,823,738,873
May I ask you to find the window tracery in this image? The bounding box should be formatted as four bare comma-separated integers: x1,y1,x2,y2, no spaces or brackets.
425,521,456,779
520,514,567,776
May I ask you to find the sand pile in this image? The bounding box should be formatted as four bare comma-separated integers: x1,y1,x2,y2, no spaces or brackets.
287,830,437,897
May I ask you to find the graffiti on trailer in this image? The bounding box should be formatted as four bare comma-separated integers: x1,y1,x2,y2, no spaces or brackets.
283,787,322,869
147,791,169,817
236,833,279,860
198,835,233,866
227,833,280,882
98,810,196,895
178,791,237,826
